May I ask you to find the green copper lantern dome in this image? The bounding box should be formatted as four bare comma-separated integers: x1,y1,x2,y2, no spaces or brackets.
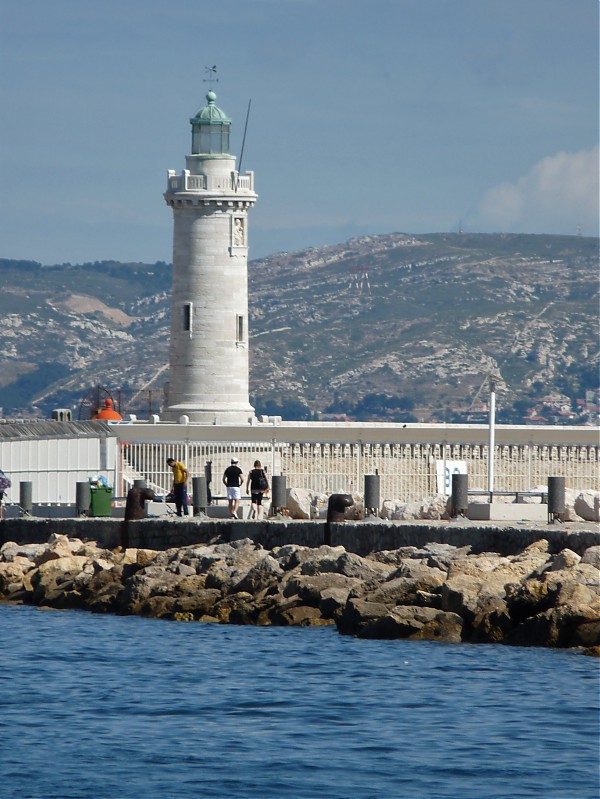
190,91,232,155
190,90,232,126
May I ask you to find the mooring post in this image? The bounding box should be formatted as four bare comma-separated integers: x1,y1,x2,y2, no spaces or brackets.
75,481,91,516
364,474,380,517
547,476,565,524
19,481,33,517
270,475,287,516
451,473,469,518
192,475,208,516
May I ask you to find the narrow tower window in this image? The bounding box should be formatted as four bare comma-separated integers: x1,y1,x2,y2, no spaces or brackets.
183,302,193,334
236,314,244,344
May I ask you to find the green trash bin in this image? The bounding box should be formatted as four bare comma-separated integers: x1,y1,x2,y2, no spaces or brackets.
90,486,113,517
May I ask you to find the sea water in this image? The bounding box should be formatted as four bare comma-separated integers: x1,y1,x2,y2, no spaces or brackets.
0,604,598,799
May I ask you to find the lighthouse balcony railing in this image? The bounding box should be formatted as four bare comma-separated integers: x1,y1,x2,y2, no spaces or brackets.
166,171,254,193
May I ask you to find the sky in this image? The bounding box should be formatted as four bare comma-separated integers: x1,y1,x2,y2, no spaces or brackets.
1,0,598,265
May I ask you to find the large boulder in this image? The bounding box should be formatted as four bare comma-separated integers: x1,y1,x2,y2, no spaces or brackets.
119,569,182,613
546,548,581,571
363,583,442,612
282,572,361,605
286,488,313,520
561,488,583,521
574,490,600,522
29,554,92,607
417,494,450,520
470,597,513,643
440,574,484,622
0,541,46,563
581,546,600,568
300,549,393,583
232,554,284,595
286,488,359,520
270,604,330,627
388,560,448,592
504,579,553,624
33,534,87,566
381,499,426,521
318,586,354,619
570,620,600,648
380,500,406,520
348,605,463,642
337,597,391,636
384,607,463,642
294,545,347,575
380,495,448,520
309,493,329,519
84,569,125,613
172,588,227,620
498,540,553,580
0,556,36,595
508,603,600,649
272,544,344,573
0,563,36,602
447,553,510,579
542,562,600,595
203,542,268,593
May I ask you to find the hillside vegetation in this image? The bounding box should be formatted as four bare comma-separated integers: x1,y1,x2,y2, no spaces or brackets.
0,233,598,424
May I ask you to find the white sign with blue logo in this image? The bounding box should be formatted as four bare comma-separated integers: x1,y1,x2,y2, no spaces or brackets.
436,460,467,495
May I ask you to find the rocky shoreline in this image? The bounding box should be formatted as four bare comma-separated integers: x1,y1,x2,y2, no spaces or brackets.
1,533,598,654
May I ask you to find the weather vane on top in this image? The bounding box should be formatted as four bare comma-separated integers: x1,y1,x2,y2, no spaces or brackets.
204,65,219,84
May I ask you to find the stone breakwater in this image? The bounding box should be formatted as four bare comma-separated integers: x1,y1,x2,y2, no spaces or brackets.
1,534,599,653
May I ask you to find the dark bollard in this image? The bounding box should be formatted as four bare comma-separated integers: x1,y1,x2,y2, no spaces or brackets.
124,486,156,522
270,475,287,516
547,476,565,524
192,476,208,516
19,481,33,516
205,461,213,504
364,474,380,517
325,493,354,545
451,473,469,518
76,481,91,516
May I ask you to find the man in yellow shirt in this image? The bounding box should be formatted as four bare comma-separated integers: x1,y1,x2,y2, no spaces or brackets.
166,457,189,517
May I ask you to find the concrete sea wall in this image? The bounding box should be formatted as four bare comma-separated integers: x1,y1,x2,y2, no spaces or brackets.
1,516,598,556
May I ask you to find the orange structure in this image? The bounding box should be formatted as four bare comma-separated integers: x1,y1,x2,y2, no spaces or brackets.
92,398,122,421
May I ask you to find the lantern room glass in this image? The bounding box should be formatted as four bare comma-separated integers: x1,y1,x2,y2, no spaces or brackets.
192,125,230,155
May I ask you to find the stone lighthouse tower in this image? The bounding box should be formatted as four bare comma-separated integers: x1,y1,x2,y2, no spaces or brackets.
163,91,257,424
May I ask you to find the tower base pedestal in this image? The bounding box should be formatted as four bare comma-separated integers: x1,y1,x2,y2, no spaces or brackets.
162,404,255,425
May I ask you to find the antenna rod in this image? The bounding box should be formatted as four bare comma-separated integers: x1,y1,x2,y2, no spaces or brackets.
236,99,252,189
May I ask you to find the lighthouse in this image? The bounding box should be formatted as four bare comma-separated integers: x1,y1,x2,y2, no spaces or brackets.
163,91,257,424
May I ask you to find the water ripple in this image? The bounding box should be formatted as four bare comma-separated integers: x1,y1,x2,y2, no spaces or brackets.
0,604,598,799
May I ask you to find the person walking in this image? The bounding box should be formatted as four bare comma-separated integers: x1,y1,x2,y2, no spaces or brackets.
246,460,269,519
166,457,189,517
0,469,10,520
223,457,243,519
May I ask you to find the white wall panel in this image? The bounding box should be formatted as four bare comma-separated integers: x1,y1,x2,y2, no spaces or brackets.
0,436,118,503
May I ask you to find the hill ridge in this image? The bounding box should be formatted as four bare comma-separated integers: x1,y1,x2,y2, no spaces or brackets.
0,232,597,425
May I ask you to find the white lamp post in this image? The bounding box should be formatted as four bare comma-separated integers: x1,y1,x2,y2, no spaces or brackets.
488,377,496,498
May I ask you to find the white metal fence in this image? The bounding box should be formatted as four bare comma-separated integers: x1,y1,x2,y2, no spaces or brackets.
1,421,596,506
121,439,599,502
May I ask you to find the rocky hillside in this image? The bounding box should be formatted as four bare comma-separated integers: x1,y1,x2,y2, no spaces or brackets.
0,233,598,423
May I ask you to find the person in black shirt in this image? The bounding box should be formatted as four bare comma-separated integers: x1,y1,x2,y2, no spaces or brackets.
246,460,269,520
223,458,243,519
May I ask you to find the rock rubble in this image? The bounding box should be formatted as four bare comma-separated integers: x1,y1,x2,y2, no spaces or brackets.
1,533,598,653
285,487,600,522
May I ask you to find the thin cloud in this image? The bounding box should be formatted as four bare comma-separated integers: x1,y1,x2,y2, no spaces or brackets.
470,146,599,236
